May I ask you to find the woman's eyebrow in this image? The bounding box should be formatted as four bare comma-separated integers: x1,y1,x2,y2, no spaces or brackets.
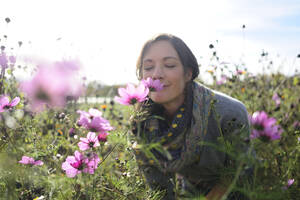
143,56,178,64
143,59,153,63
163,56,178,61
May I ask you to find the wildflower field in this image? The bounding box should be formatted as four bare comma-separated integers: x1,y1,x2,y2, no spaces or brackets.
1,21,300,200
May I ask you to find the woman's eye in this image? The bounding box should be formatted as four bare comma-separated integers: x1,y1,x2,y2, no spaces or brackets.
165,65,175,68
143,66,153,71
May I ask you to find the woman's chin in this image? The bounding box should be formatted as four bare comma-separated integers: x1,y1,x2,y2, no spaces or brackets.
150,94,166,104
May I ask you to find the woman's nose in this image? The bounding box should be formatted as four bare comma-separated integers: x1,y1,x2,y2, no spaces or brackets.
152,66,164,80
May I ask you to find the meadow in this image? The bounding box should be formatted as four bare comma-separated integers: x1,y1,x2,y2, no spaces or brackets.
0,22,299,200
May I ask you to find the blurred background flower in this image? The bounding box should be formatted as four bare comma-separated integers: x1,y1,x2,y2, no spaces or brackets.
20,60,84,111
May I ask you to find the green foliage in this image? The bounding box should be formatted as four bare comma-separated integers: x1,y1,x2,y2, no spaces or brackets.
1,68,299,200
0,69,300,199
0,33,299,199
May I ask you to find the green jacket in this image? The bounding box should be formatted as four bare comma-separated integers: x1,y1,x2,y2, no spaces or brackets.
134,82,251,199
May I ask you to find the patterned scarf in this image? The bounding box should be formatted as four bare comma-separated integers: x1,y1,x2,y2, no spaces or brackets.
133,82,214,173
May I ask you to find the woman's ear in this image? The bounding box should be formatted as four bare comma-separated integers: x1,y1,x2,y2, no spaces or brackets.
185,68,193,82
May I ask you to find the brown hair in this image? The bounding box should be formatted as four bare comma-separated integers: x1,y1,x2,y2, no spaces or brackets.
136,33,199,80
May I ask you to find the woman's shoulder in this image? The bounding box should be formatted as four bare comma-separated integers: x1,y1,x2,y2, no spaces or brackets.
194,82,248,123
214,90,247,114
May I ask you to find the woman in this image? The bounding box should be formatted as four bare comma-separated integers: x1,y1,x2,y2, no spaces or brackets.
132,33,251,200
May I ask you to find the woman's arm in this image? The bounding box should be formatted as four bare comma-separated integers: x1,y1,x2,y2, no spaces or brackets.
205,182,228,200
205,93,251,200
206,94,252,200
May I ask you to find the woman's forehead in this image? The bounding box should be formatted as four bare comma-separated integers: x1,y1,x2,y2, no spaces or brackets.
143,41,179,61
143,56,179,63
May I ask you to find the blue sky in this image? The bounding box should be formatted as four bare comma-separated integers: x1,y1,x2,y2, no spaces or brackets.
1,0,300,85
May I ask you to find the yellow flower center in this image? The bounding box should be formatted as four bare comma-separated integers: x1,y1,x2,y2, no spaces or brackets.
177,114,182,118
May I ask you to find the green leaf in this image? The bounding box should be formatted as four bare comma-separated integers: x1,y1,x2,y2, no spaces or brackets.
7,69,12,75
293,77,298,86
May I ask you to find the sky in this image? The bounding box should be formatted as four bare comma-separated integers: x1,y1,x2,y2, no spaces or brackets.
1,0,300,85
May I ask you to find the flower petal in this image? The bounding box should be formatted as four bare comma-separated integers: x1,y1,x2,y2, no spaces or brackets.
9,97,20,107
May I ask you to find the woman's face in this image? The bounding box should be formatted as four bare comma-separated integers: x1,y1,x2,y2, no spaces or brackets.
142,40,192,108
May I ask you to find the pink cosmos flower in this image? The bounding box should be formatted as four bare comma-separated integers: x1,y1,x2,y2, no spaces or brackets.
20,60,83,112
85,153,101,174
0,52,8,69
0,52,16,69
19,156,43,166
272,93,281,106
88,115,113,132
236,69,246,75
62,151,100,178
292,121,300,129
0,96,20,112
114,83,149,105
283,179,294,190
249,111,283,142
9,55,16,65
77,108,113,132
78,132,100,151
141,77,163,92
77,108,101,126
216,75,227,85
287,179,295,187
97,132,108,142
69,128,76,137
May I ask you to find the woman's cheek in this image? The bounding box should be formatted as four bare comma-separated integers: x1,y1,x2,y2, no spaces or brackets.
150,90,167,103
142,71,152,78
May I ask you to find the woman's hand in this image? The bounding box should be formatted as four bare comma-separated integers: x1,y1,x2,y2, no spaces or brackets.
205,183,228,200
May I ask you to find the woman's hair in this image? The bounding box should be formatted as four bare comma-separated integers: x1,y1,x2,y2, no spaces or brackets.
136,33,199,80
